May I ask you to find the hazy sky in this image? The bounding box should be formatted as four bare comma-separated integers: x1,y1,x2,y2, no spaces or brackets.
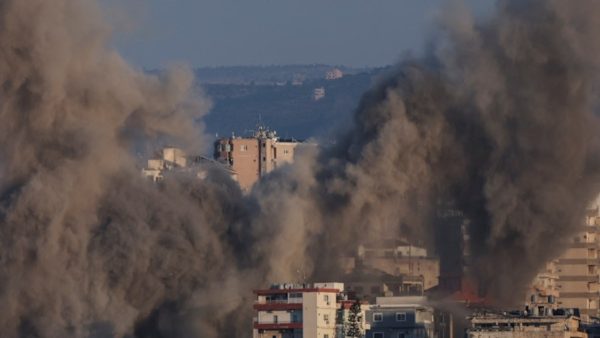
107,0,495,68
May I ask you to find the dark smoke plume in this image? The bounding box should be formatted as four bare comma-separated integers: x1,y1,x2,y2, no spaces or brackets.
1,0,600,337
250,0,600,303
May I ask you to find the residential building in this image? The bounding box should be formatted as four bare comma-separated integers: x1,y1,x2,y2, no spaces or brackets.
467,309,587,338
343,268,426,302
325,68,344,80
365,296,435,338
142,147,235,182
555,207,600,318
214,126,305,191
344,240,439,292
526,261,560,315
313,87,326,100
253,282,345,338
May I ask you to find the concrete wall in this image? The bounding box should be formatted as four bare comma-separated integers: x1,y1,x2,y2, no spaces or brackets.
366,307,433,338
303,292,338,338
230,138,260,190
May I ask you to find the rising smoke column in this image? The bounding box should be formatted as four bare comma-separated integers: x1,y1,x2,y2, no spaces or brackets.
252,0,600,303
0,0,257,337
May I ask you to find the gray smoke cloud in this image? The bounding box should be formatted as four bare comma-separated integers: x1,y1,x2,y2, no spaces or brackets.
1,0,600,337
250,0,600,302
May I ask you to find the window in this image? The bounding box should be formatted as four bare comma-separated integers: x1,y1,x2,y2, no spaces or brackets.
373,313,383,322
324,314,329,323
240,145,248,151
373,333,384,338
273,315,278,324
396,312,407,321
324,295,329,303
324,335,329,338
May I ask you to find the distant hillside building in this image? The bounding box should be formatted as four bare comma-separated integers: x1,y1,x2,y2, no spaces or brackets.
313,87,326,101
325,68,344,80
214,126,305,191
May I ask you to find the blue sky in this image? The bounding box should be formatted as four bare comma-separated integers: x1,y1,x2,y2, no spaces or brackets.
106,0,495,68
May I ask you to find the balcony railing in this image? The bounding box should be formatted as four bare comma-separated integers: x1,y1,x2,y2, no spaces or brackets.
256,298,303,304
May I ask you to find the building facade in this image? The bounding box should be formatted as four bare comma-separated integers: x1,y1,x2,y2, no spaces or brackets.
467,311,587,338
142,147,235,182
365,296,434,338
555,207,600,318
214,126,304,191
253,283,345,338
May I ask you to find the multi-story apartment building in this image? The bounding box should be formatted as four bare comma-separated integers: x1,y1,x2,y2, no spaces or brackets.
214,126,304,191
346,241,439,292
253,283,345,338
365,296,435,338
526,260,560,316
555,207,600,318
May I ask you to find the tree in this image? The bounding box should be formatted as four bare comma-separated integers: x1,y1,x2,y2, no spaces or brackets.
346,300,363,337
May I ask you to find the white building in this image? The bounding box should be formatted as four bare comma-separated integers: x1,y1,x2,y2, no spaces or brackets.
253,283,345,338
313,87,326,101
325,68,344,80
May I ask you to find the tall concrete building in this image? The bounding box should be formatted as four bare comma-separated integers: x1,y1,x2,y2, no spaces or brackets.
214,126,304,191
555,207,600,318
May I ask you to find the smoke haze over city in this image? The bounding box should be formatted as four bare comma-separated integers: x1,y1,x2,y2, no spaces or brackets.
0,0,599,337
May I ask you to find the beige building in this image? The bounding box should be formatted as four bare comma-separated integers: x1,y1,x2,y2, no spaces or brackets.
526,261,560,315
142,147,189,181
555,207,600,318
214,126,304,191
352,242,440,291
467,312,587,338
253,282,346,338
142,147,235,182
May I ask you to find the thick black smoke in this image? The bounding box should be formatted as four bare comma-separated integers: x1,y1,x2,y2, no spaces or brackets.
0,0,600,337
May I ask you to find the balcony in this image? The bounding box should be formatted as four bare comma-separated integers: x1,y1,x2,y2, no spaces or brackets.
253,322,303,330
254,302,303,311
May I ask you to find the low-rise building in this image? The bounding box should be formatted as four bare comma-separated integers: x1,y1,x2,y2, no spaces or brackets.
467,310,587,338
365,296,434,338
142,147,235,182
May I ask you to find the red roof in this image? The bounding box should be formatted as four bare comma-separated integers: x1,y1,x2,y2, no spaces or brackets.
446,278,492,306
